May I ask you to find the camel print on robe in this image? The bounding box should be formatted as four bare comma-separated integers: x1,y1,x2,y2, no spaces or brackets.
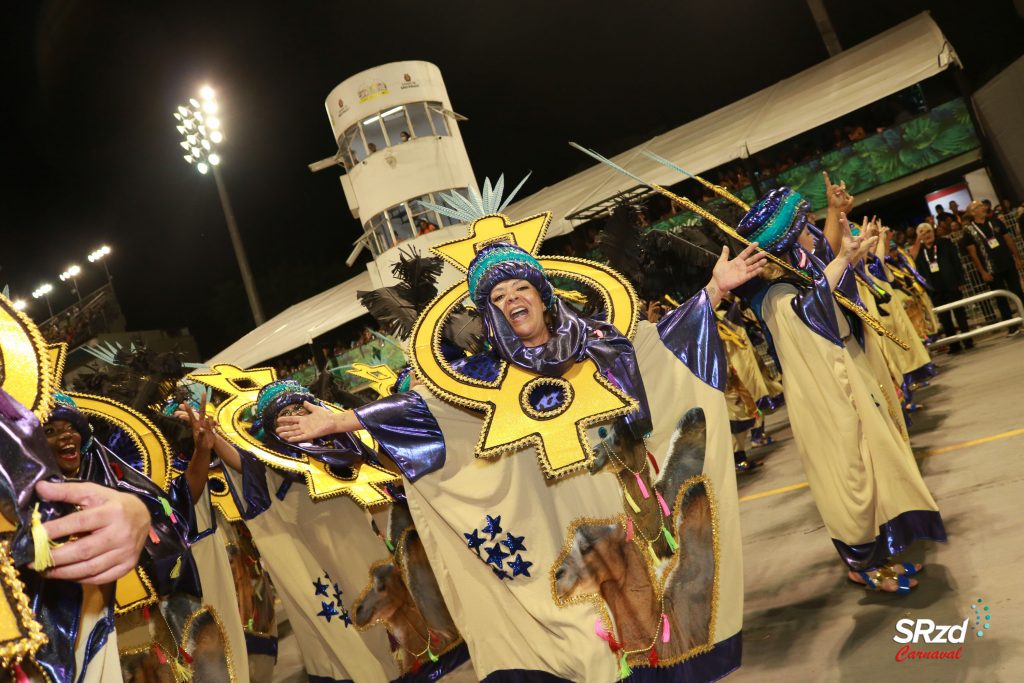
352,500,462,673
555,408,717,666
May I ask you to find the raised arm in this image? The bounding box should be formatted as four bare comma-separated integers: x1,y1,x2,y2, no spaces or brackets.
182,401,214,502
704,243,768,307
823,172,855,257
276,401,362,443
908,227,923,259
826,213,878,292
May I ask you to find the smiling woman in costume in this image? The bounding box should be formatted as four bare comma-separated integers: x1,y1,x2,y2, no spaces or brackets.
277,179,764,682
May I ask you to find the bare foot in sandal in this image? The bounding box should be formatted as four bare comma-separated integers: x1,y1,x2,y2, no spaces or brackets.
848,568,918,594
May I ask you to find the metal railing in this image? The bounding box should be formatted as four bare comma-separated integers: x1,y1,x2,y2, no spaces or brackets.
929,289,1023,348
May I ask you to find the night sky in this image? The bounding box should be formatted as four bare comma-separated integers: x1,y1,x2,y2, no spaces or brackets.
3,1,1021,357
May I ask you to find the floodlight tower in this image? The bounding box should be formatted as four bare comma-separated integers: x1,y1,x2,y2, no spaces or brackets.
174,86,266,325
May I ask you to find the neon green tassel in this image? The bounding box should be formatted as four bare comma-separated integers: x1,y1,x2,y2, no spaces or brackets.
247,617,254,630
617,652,633,679
159,497,173,517
385,539,395,552
172,658,192,680
662,525,678,552
170,556,182,579
623,488,640,513
32,504,54,571
427,647,438,663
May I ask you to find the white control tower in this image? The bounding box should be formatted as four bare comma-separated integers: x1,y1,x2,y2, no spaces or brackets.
319,61,478,287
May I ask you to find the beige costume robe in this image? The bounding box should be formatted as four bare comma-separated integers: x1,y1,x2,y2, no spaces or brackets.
759,280,944,570
356,292,744,682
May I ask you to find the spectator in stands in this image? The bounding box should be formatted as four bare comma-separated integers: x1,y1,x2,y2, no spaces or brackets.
934,203,950,222
400,131,411,143
995,198,1022,234
961,200,1023,335
416,218,438,235
948,200,962,222
911,223,972,353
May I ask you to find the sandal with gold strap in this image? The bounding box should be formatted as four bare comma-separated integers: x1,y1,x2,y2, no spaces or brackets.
851,568,914,594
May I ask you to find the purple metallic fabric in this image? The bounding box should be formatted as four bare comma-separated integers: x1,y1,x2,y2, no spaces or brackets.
787,248,845,348
867,255,889,282
832,509,947,572
656,288,727,391
355,392,446,483
756,394,785,413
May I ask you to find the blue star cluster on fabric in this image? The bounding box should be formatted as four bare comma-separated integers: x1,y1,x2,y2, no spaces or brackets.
464,529,485,555
508,554,533,578
313,570,351,627
317,601,339,622
482,515,503,539
464,514,532,581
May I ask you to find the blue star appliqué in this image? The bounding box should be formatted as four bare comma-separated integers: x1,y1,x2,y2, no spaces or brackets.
492,567,511,581
313,577,329,597
332,583,344,604
317,601,339,622
482,515,503,539
464,529,485,554
508,554,533,578
341,610,353,627
502,532,527,554
484,543,510,569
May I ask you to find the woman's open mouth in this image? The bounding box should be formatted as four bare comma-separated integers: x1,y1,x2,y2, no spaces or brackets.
510,306,528,322
58,444,79,461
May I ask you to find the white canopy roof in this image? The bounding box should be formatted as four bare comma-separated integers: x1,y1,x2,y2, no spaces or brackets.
206,270,373,367
208,14,958,368
507,12,959,238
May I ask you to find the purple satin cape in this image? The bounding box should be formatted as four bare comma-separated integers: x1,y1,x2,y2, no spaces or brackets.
742,247,845,366
656,288,727,391
355,392,445,483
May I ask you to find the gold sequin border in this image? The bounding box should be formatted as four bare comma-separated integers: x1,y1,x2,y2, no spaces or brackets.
0,541,48,668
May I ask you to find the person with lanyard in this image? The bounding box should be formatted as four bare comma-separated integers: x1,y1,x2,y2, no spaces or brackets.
911,222,973,353
961,199,1024,335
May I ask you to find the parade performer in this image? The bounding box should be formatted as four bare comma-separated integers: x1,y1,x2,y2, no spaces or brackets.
731,191,945,592
868,231,937,402
717,314,768,470
279,177,760,681
573,149,946,595
187,372,472,682
0,295,196,683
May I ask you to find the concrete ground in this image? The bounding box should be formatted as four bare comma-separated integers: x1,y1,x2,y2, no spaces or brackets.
272,334,1022,683
732,333,1023,683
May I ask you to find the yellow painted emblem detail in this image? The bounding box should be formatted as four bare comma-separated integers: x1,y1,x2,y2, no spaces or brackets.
409,213,641,479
